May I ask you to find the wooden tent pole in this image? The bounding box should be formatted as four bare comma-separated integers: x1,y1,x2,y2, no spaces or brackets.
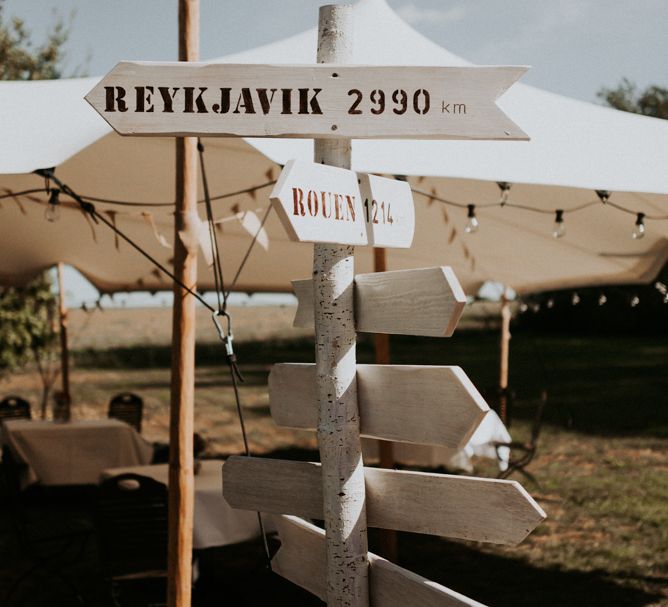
56,263,70,405
373,248,398,561
498,287,512,425
314,5,369,605
168,1,199,606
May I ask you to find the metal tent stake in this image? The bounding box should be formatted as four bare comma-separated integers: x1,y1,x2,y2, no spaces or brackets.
313,5,370,606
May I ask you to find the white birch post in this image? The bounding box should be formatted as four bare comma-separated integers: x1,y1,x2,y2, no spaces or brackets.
313,5,369,606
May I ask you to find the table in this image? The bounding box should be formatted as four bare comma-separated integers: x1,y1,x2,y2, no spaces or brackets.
100,460,275,549
1,419,154,487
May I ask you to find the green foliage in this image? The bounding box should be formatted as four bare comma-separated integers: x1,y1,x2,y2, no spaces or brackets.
598,77,668,119
0,2,69,80
0,272,57,375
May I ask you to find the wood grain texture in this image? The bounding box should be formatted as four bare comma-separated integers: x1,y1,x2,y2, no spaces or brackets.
85,63,528,140
273,516,488,607
224,457,546,545
269,363,489,449
168,3,199,607
269,159,415,247
313,6,369,606
293,266,467,337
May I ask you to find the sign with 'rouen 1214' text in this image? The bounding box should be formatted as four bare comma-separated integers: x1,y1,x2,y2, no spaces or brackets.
85,62,529,140
270,159,415,247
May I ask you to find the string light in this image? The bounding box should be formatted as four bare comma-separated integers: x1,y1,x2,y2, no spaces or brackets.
530,302,540,313
546,298,555,309
571,292,581,305
497,182,511,205
519,302,528,313
44,188,60,222
598,293,607,306
552,209,565,238
465,204,479,234
632,212,646,239
630,295,640,307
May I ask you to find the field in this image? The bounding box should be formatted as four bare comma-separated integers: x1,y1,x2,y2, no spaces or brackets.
2,305,668,606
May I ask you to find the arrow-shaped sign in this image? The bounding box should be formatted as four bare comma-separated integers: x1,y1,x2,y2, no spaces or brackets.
273,516,488,607
223,457,546,545
293,266,466,337
270,363,488,449
85,62,528,140
270,160,415,247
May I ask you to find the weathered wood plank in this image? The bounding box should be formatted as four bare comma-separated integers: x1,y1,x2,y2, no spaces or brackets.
269,363,489,450
270,159,415,247
223,457,546,545
86,63,528,140
293,266,466,337
273,515,488,607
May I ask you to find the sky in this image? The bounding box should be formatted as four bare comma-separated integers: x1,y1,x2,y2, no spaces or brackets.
4,0,667,306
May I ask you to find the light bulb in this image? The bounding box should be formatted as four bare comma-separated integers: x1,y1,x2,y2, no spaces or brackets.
531,302,540,313
630,295,640,307
546,298,555,309
663,294,668,304
571,292,580,305
465,204,479,234
552,209,565,238
45,203,60,222
519,302,528,313
632,213,646,239
598,294,607,306
45,188,60,222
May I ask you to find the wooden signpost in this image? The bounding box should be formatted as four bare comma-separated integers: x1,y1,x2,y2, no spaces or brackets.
85,63,528,140
224,458,545,545
269,363,488,449
272,516,488,607
269,159,415,247
292,266,466,336
87,4,534,606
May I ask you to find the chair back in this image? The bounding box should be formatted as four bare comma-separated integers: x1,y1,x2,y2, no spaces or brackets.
0,396,32,422
97,473,168,578
108,392,143,433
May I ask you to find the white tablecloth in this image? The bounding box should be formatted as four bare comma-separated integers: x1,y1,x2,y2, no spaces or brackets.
100,460,274,550
362,410,511,473
1,419,154,487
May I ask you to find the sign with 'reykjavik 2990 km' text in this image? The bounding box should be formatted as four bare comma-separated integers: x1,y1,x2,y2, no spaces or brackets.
85,62,528,140
270,159,415,247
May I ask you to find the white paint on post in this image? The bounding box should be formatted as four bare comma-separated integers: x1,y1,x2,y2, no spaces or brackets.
314,5,369,606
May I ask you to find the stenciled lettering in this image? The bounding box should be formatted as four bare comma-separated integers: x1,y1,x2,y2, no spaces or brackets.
134,86,154,112
158,87,179,113
104,86,128,112
184,87,208,113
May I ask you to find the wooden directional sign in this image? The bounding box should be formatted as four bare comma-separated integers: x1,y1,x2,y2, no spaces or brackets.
293,266,466,336
273,516,488,607
85,62,528,140
224,457,546,545
270,363,488,449
270,159,414,247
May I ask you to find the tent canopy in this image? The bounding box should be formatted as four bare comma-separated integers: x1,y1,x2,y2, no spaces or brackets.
1,0,667,296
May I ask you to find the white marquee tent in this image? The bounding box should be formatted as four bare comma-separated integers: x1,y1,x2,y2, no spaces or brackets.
1,0,667,297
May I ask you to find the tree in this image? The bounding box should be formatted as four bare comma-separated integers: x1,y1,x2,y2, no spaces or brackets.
0,2,71,416
598,77,668,119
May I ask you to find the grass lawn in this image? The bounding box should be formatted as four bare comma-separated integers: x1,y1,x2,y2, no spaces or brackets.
1,306,667,606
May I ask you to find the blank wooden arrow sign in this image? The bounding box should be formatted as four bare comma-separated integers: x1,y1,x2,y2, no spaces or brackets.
224,457,546,545
270,159,415,247
270,363,488,449
85,62,528,140
273,515,488,607
293,266,466,336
